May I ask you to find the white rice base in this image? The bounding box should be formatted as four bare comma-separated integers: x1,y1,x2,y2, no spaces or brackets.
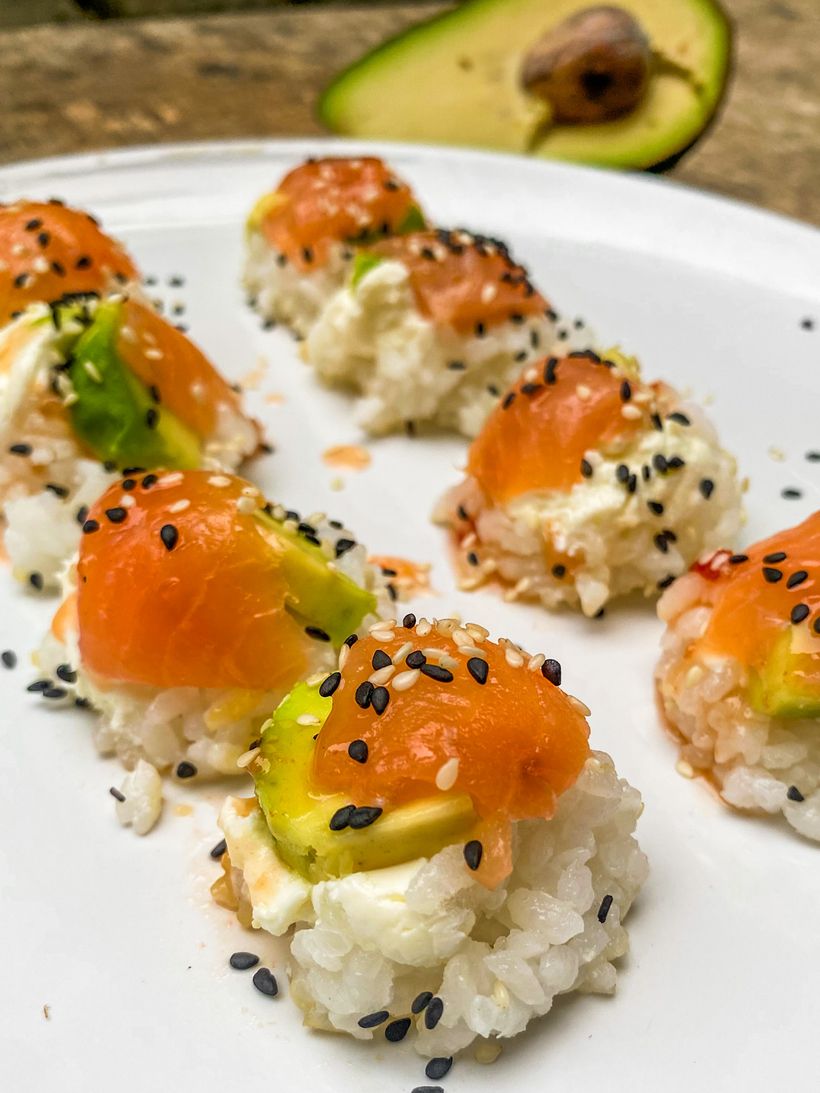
0,304,258,589
220,751,647,1058
36,515,391,780
656,571,820,841
437,402,743,617
305,260,557,438
243,231,351,338
114,758,164,836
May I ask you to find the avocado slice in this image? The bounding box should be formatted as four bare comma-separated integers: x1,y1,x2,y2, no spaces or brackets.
748,629,820,720
252,682,478,883
319,0,731,170
254,510,377,647
66,299,201,469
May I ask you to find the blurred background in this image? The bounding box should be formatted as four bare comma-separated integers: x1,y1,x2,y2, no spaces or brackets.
0,0,817,223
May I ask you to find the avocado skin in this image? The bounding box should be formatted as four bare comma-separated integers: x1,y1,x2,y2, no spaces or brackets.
319,0,732,172
748,630,820,719
67,299,201,469
253,682,477,883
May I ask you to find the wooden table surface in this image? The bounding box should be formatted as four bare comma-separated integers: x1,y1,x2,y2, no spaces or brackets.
1,0,818,225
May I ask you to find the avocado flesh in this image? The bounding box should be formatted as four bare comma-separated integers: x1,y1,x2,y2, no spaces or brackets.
748,630,820,720
67,300,201,469
254,511,377,647
253,682,478,883
320,0,731,170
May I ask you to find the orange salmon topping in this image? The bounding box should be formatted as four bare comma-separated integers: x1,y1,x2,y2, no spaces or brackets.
259,157,421,272
467,352,657,503
311,621,590,886
695,512,820,675
116,298,244,440
0,200,138,325
75,470,315,690
368,229,548,336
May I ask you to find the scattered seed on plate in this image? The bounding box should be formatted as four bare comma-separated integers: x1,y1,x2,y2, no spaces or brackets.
252,967,278,997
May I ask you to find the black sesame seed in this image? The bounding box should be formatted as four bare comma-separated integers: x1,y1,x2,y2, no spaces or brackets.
466,551,479,566
82,518,100,534
406,651,426,669
1,650,17,669
447,360,466,371
619,380,632,402
699,479,715,499
657,574,675,590
45,482,69,498
642,465,651,481
521,382,541,396
730,554,748,564
355,681,374,709
667,412,691,426
502,392,516,410
763,551,787,564
252,968,278,997
782,487,803,499
668,457,686,470
616,463,630,483
210,838,227,859
105,506,127,524
372,649,392,671
176,761,197,779
413,1086,444,1093
305,626,330,642
358,1010,389,1029
475,321,486,338
348,739,368,764
56,663,77,683
420,664,454,683
319,672,341,698
762,567,783,583
654,533,670,554
109,787,126,803
160,524,179,551
75,505,89,525
385,1017,411,1042
43,686,66,699
425,1058,453,1081
229,952,259,971
463,840,483,870
544,357,558,384
787,570,808,589
24,218,42,230
425,997,444,1030
411,991,433,1014
806,451,820,462
349,806,383,829
75,255,92,270
653,454,668,474
552,563,566,578
580,458,593,478
597,894,614,923
651,412,663,431
371,687,390,715
402,613,417,629
29,572,44,591
302,246,314,264
787,785,805,802
801,317,815,330
141,473,158,489
27,679,51,693
75,696,91,709
647,500,664,515
9,442,32,456
541,658,562,686
329,805,355,831
791,603,810,624
467,657,489,685
13,273,29,289
335,538,356,557
814,618,820,635
345,633,359,647
121,479,136,491
51,260,66,277
145,408,159,429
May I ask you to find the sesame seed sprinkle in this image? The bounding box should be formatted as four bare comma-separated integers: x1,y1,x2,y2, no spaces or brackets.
597,894,614,923
463,840,483,870
160,524,179,551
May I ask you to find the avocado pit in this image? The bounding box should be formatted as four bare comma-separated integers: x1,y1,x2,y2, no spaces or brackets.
521,5,652,124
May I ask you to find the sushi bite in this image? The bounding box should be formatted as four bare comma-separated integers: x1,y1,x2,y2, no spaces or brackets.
38,469,388,830
306,228,558,437
656,513,820,840
436,348,742,616
0,199,138,327
244,156,426,336
217,616,647,1056
1,294,259,588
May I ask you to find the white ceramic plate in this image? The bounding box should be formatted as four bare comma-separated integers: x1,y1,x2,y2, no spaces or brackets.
1,141,818,1093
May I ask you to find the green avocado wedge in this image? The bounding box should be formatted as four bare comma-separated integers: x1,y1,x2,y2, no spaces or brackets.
319,0,732,171
748,630,820,720
254,510,377,647
252,682,478,883
67,299,201,469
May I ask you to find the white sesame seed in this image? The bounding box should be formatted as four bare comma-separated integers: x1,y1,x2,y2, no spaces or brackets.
392,669,420,691
208,475,231,487
451,628,472,646
621,404,642,420
455,644,486,659
83,360,102,383
120,495,136,508
33,255,49,274
158,472,184,487
465,624,488,641
168,498,191,514
242,486,260,497
575,384,591,400
527,653,546,671
369,664,395,686
415,620,432,637
338,644,350,670
236,747,261,769
392,641,413,664
435,757,459,791
504,647,525,668
481,283,497,304
236,496,257,515
567,694,591,716
144,348,164,361
676,759,695,778
296,713,320,726
120,325,137,343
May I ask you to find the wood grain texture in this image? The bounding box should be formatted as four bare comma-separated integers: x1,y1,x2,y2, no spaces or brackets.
0,0,818,225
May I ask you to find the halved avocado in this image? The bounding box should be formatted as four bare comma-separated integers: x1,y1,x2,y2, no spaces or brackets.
252,682,477,883
67,299,201,469
320,0,731,170
255,510,377,646
748,630,820,720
